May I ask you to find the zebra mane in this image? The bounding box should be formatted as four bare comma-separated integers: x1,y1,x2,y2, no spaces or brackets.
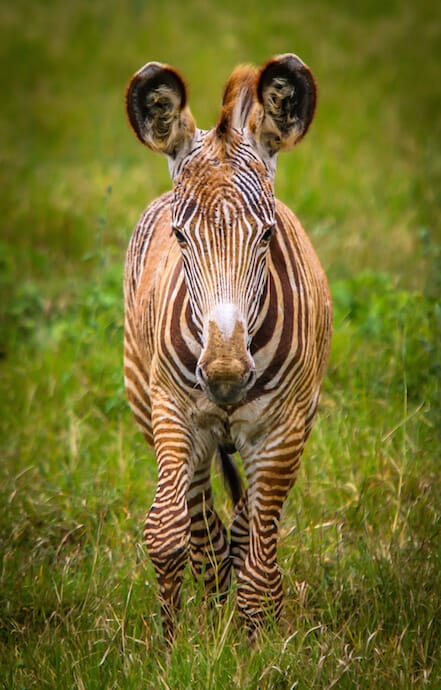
216,64,259,138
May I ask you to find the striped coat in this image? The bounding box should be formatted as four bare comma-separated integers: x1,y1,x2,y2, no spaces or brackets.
124,54,332,641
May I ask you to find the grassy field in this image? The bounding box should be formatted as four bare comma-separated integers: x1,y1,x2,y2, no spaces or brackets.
1,0,440,687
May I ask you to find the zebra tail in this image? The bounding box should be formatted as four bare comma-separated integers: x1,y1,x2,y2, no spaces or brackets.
217,446,244,507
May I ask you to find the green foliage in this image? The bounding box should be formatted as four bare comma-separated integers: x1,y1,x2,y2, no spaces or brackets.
1,0,440,687
331,272,440,409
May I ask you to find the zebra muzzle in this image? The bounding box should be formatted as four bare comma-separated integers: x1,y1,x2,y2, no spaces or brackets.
197,313,256,405
196,358,256,405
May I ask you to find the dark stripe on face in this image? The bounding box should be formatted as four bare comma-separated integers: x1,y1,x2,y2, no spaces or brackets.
248,231,294,399
180,197,198,225
185,296,202,346
250,273,276,355
169,265,199,379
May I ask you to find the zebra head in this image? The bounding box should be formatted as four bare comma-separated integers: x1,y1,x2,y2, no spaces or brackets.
127,55,316,405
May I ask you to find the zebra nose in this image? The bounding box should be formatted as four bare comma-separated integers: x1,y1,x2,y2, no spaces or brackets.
196,359,256,405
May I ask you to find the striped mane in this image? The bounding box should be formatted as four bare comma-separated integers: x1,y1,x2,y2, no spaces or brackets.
216,64,259,137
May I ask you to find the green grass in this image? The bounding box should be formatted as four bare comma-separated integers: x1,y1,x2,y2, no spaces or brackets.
1,0,440,687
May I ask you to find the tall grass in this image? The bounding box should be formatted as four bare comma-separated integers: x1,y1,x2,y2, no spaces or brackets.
1,0,440,687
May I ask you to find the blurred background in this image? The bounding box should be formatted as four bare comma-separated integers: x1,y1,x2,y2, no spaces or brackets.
1,0,440,289
1,0,440,686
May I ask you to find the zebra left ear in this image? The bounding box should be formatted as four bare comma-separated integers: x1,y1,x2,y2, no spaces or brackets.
254,54,317,158
126,62,196,159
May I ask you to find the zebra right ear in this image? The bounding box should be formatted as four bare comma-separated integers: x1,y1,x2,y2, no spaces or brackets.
254,54,317,158
126,62,196,158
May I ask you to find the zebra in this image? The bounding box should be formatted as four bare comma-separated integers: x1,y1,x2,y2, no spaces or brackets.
124,54,332,641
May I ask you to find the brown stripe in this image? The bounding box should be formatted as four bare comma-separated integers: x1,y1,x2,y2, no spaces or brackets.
169,270,198,378
280,217,307,366
248,229,294,399
250,274,275,355
185,293,202,345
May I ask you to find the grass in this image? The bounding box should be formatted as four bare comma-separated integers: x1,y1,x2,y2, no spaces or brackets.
1,0,440,687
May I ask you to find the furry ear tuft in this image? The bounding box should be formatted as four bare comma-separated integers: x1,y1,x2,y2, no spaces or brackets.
213,54,316,161
126,62,195,158
216,64,258,137
256,54,317,156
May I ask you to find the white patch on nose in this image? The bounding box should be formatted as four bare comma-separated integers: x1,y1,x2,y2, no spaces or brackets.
208,303,242,339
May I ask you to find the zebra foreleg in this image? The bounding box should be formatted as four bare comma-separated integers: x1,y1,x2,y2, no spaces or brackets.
235,444,302,638
187,461,232,600
144,478,190,642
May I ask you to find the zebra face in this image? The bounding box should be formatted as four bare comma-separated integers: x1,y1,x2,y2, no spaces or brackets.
171,133,276,405
126,54,317,405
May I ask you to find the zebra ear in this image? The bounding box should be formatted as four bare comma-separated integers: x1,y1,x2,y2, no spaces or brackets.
254,54,317,157
126,62,196,158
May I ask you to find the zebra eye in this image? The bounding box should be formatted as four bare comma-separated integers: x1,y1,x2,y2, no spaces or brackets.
261,226,274,243
173,228,187,245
